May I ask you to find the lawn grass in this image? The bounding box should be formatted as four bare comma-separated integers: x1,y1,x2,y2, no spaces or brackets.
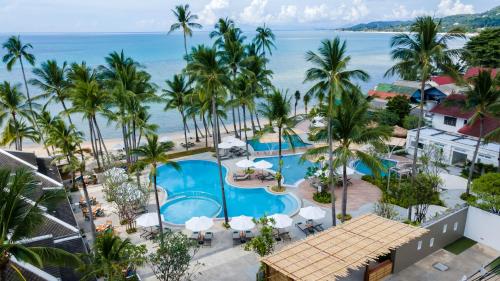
444,237,477,255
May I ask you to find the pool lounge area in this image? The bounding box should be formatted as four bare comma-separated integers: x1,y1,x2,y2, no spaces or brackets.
156,160,300,224
254,153,318,186
247,135,311,152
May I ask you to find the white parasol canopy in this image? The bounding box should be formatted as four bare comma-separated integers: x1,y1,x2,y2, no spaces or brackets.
267,214,293,229
313,121,325,128
229,139,246,147
236,159,255,168
218,142,233,149
335,166,356,176
229,215,255,231
111,143,124,151
254,160,273,170
222,136,237,142
136,213,160,228
185,216,214,232
299,206,326,220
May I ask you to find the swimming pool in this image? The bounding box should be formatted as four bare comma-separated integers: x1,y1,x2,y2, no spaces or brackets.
352,159,397,177
247,135,311,152
254,154,319,186
156,160,299,224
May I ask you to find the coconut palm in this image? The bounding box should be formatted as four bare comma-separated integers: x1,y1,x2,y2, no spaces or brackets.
454,70,499,194
0,81,34,150
186,45,230,223
169,4,202,62
229,76,256,159
294,90,301,116
210,17,235,47
163,74,192,151
253,24,276,60
2,36,38,132
133,134,180,246
304,37,369,226
385,16,464,182
0,120,38,151
303,93,310,114
0,168,81,280
259,90,298,191
306,90,391,221
80,233,145,280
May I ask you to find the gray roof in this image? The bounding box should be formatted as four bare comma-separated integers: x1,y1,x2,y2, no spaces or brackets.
55,236,91,281
32,215,78,239
8,150,38,166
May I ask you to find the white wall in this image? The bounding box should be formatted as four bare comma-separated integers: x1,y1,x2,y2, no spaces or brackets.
431,114,468,133
464,206,500,251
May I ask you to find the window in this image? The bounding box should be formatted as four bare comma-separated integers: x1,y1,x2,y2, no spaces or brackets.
454,222,458,231
443,224,447,233
444,116,457,126
410,139,424,149
464,119,467,125
417,240,422,250
430,238,435,247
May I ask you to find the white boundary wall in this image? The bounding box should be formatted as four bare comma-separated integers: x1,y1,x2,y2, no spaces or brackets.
464,206,500,251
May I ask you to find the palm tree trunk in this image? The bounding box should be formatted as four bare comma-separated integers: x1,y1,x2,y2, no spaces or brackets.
153,173,164,246
192,116,201,141
212,95,229,223
93,117,110,165
408,79,426,220
243,105,250,160
249,111,256,134
202,114,209,147
79,154,96,238
305,103,308,114
88,119,101,171
238,106,242,138
466,117,484,195
341,163,348,222
219,116,229,134
11,113,19,150
294,103,297,116
122,124,131,165
328,91,336,226
216,115,222,143
181,113,188,151
277,126,282,190
255,113,262,130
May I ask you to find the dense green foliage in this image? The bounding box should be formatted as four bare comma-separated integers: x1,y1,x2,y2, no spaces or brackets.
244,216,276,257
463,28,500,68
471,173,500,214
313,191,332,203
386,95,411,126
342,6,500,32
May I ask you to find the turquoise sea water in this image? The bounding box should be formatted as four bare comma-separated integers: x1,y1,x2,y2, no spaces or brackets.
254,154,318,186
156,160,299,224
0,31,466,139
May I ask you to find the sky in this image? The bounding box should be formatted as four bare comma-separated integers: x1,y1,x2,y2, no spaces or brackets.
0,0,497,33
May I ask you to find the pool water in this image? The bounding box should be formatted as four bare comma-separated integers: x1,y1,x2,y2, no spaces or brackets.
247,135,311,152
254,154,318,186
352,159,397,177
156,160,299,224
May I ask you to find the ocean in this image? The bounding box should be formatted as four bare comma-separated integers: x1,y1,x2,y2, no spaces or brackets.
0,31,466,139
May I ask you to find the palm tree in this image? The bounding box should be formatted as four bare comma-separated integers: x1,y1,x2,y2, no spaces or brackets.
169,4,202,62
186,45,230,223
2,36,39,137
0,168,81,280
230,76,256,158
133,134,180,246
210,17,235,47
45,119,97,237
385,16,464,189
80,233,145,280
0,81,34,150
294,90,301,116
304,37,369,226
163,74,192,151
457,70,499,194
0,120,38,151
253,24,276,61
307,90,391,221
303,93,310,114
259,90,297,191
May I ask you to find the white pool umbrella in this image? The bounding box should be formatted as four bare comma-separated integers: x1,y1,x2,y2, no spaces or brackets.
111,143,124,151
267,214,293,229
185,216,214,232
159,135,171,143
254,160,273,170
229,215,255,231
218,141,233,149
136,213,160,228
236,159,255,168
335,166,355,176
222,136,237,142
313,121,325,128
299,206,326,220
229,139,246,147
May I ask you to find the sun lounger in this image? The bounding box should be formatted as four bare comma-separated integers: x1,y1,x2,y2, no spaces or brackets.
233,173,250,181
313,223,324,232
245,230,254,240
232,231,242,245
295,222,314,236
203,232,213,247
220,153,232,160
279,231,292,241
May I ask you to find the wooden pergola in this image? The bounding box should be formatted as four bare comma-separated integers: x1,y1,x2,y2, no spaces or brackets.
261,214,428,281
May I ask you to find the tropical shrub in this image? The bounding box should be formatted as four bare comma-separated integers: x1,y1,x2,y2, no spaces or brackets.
244,216,276,257
313,191,332,204
402,115,419,129
373,201,399,220
463,28,500,68
471,173,500,214
375,109,399,126
102,167,128,201
386,95,411,125
336,213,352,221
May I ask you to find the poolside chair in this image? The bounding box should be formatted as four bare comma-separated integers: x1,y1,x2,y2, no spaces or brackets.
262,173,275,181
313,223,324,232
279,231,292,242
245,230,254,241
233,173,250,181
220,152,232,160
203,232,213,247
295,222,314,236
232,231,242,246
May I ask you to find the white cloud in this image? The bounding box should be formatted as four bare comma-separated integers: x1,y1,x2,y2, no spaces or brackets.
198,0,229,25
301,4,330,22
276,5,297,22
239,0,272,24
342,0,369,22
437,0,474,16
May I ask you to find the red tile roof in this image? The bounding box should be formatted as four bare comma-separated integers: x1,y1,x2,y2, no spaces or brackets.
430,94,474,119
464,67,498,79
368,90,409,100
431,75,455,85
458,115,500,138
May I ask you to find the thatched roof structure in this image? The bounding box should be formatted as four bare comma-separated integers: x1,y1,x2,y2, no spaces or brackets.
261,214,428,281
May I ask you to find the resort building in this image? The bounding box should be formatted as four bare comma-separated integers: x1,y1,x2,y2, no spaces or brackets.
429,94,473,133
0,149,88,281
